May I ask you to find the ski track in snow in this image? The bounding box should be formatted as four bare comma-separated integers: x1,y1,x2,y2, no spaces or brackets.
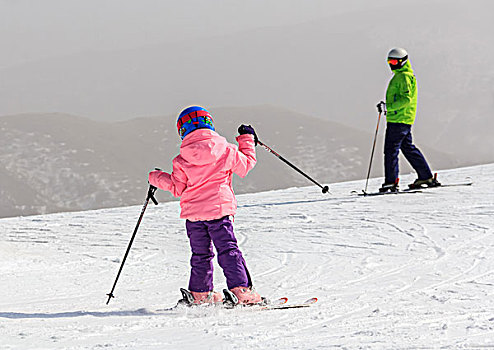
1,164,494,349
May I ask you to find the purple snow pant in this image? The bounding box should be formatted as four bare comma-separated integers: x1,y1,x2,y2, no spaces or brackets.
186,216,251,292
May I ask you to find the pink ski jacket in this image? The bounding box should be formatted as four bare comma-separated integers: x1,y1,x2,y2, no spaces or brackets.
148,129,256,221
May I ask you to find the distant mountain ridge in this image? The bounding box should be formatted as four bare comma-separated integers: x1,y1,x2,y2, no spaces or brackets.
0,105,458,218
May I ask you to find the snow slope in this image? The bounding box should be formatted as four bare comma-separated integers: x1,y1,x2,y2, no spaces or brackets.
1,164,494,349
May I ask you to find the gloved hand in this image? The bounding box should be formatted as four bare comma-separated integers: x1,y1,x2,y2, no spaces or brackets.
376,101,386,114
148,167,162,177
238,124,258,146
148,168,162,186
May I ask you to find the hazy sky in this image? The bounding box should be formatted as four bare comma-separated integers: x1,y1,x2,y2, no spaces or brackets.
0,0,398,68
1,0,492,163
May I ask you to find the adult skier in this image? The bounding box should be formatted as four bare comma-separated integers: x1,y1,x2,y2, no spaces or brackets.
377,47,440,192
148,106,262,305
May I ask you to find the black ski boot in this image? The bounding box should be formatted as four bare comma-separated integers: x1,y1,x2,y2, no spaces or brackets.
379,179,399,193
408,173,441,189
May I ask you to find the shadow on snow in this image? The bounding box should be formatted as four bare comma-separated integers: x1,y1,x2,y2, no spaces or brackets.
0,308,174,319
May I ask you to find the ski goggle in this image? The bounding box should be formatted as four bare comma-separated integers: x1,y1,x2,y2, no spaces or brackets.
176,109,212,129
387,58,399,65
177,112,215,139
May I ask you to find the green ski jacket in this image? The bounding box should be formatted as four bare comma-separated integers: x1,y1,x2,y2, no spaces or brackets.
385,60,417,125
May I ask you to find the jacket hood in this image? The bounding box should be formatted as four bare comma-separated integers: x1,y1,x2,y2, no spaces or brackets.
392,60,414,74
179,129,228,166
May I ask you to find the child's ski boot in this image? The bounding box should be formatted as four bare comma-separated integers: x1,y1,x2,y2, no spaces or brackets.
408,173,441,189
178,288,223,306
223,286,264,308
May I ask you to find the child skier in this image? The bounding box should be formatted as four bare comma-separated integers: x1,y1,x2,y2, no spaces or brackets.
148,106,262,305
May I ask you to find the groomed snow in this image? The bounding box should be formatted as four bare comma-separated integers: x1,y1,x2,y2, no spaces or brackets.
1,164,494,349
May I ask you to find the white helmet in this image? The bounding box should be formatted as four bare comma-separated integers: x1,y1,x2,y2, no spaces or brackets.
387,48,408,70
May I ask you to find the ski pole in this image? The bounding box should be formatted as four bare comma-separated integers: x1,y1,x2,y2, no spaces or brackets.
363,111,382,194
106,184,158,304
257,139,329,194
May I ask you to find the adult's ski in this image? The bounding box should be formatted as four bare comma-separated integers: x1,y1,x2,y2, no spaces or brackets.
356,189,423,197
407,174,472,190
356,180,472,196
407,181,473,190
440,182,473,187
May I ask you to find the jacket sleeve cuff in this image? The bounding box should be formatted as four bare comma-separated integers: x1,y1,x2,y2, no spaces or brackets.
236,133,255,143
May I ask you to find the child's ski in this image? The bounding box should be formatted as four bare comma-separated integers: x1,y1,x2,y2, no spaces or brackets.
224,296,317,311
266,297,290,307
154,288,317,313
151,296,314,314
222,288,288,309
260,297,318,311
